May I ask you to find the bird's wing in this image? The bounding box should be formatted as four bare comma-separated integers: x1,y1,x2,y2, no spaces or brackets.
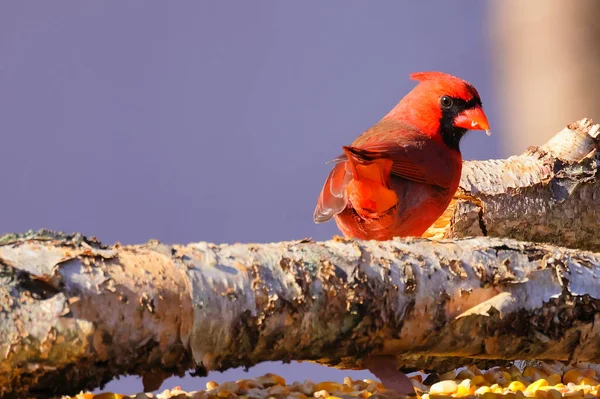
314,120,460,223
351,120,460,190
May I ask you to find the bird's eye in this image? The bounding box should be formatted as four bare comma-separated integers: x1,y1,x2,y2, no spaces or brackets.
440,96,453,109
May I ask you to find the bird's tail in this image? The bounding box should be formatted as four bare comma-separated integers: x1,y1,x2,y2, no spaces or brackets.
314,146,398,223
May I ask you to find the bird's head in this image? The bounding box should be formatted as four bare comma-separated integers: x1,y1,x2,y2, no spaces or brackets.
385,71,490,151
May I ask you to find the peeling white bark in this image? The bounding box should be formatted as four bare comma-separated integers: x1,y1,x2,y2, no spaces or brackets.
1,232,600,398
425,118,600,251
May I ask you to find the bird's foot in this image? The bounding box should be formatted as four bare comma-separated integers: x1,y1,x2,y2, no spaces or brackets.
364,354,416,397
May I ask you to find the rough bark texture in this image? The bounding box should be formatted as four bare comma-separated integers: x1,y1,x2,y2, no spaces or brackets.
2,119,600,398
2,231,600,398
424,118,600,251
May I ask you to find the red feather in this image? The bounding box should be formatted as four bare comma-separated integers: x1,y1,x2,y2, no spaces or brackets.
314,71,488,240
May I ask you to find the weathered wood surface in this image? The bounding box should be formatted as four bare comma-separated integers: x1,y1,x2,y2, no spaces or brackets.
425,118,600,251
2,231,600,398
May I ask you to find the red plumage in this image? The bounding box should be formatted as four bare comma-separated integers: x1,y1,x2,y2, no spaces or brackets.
314,71,490,240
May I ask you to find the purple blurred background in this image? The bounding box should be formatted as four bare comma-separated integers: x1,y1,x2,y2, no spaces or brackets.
0,1,501,394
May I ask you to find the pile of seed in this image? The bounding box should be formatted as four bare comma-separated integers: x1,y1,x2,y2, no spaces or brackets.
65,363,600,399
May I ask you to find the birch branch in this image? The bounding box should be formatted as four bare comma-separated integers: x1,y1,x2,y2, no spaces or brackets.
424,118,600,251
2,231,600,397
3,119,600,398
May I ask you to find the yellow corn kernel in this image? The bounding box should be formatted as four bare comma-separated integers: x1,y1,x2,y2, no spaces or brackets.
339,392,360,397
94,394,125,399
475,386,492,395
268,385,289,395
545,374,562,386
580,377,600,386
517,375,534,385
583,369,597,379
314,389,329,399
439,371,456,381
540,362,564,377
546,389,562,399
509,381,527,392
562,389,584,398
237,379,261,392
429,380,458,395
472,375,487,386
502,371,513,383
564,370,584,385
206,381,219,390
491,384,504,394
536,386,558,392
326,396,344,399
257,373,286,387
457,370,475,380
458,379,471,389
342,385,354,393
527,379,549,392
359,392,373,399
218,382,238,394
508,365,523,380
524,367,548,382
572,385,592,395
480,391,497,399
455,384,470,397
314,382,344,394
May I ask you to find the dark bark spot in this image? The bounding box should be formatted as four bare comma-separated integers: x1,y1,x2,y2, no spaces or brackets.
433,291,451,332
17,273,59,300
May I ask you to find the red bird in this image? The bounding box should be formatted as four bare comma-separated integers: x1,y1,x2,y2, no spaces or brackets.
314,71,490,240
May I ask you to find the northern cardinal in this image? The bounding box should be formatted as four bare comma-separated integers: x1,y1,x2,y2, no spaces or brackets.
314,71,490,240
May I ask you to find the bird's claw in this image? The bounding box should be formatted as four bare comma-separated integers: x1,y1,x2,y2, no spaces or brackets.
363,354,416,397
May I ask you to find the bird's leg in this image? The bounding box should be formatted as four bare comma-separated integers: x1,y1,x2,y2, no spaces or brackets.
364,354,416,397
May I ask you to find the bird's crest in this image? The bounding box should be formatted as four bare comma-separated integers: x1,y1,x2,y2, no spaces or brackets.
409,71,454,82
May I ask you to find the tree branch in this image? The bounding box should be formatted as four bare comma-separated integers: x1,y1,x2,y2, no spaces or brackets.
424,118,600,251
2,231,600,397
2,119,600,398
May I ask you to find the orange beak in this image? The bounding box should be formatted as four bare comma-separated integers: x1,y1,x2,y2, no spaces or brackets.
454,106,491,136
